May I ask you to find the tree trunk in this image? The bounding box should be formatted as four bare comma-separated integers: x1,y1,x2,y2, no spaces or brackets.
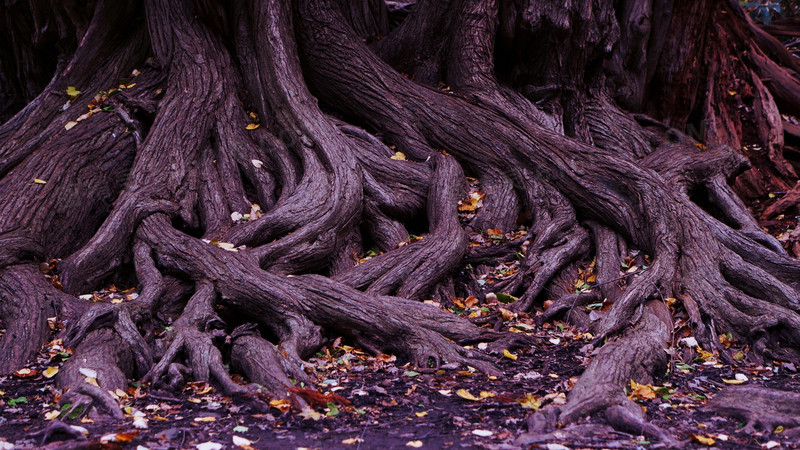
1,0,799,442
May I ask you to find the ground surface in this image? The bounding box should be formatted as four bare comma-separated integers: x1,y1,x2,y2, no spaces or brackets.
0,186,799,450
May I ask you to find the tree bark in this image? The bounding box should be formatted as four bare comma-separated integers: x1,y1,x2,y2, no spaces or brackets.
0,0,798,441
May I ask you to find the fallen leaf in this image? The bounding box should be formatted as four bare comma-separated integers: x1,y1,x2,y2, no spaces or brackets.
79,367,97,378
692,434,715,446
341,437,363,445
472,430,493,437
415,411,428,417
503,349,518,361
546,444,570,450
722,373,747,385
298,409,323,421
44,410,60,420
69,425,89,435
196,443,223,450
245,123,259,130
85,377,99,387
518,394,541,410
405,441,423,448
216,242,238,252
456,389,481,401
629,380,657,401
251,159,263,168
43,367,59,378
498,308,516,320
233,426,249,433
133,416,148,429
66,86,81,98
232,435,254,448
13,368,38,378
33,179,47,184
194,416,217,423
391,152,406,160
101,432,138,443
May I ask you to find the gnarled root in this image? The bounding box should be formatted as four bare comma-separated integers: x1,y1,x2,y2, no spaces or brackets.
705,386,800,438
522,301,678,446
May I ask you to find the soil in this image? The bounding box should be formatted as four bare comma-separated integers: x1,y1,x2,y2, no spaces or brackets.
1,167,799,450
2,279,800,449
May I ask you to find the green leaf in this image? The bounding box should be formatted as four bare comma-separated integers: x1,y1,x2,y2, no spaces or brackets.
67,405,85,420
675,362,694,371
496,293,517,304
354,408,366,415
8,396,27,406
326,401,339,416
404,371,420,377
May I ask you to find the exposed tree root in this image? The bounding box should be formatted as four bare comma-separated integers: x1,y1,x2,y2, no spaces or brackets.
524,301,677,446
706,386,800,438
0,0,798,442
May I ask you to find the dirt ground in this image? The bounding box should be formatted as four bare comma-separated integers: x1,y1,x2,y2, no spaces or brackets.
2,316,800,449
1,194,799,450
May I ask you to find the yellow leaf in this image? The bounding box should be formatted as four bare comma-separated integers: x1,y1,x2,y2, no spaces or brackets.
722,378,745,385
692,434,716,446
503,349,518,361
270,398,291,412
33,179,47,184
194,416,217,422
44,410,60,420
65,121,78,130
455,389,481,401
391,152,406,161
341,437,363,445
43,366,59,378
518,394,541,410
298,409,322,420
775,425,784,434
629,380,657,401
479,391,495,399
245,123,259,130
697,348,714,359
85,377,99,387
406,441,423,448
66,86,81,98
414,411,428,417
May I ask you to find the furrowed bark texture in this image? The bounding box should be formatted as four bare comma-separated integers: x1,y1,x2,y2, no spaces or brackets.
0,0,798,441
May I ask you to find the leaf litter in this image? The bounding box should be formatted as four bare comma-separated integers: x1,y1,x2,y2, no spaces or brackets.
1,186,799,448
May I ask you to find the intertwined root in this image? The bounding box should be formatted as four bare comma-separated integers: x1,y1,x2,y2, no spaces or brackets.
0,0,798,440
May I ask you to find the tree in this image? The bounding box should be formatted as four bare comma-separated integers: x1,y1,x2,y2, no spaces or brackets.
1,0,799,441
